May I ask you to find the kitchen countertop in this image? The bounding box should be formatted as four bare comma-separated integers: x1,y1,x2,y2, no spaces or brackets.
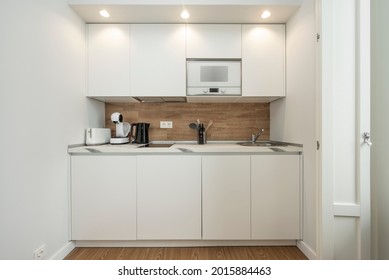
68,141,303,155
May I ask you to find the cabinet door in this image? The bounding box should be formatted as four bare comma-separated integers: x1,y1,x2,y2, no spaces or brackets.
186,24,241,58
202,156,251,240
137,155,201,239
87,24,131,97
242,24,285,97
251,155,301,239
71,156,136,240
131,24,186,96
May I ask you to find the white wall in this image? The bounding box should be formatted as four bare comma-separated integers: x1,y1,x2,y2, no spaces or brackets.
371,0,389,260
0,0,104,259
270,0,317,259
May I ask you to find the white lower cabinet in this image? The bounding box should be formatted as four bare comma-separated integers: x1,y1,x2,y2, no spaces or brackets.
251,155,301,239
137,155,202,240
202,156,251,240
71,156,136,240
70,153,301,242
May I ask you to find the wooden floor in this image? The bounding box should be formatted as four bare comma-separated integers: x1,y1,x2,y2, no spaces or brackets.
64,246,307,260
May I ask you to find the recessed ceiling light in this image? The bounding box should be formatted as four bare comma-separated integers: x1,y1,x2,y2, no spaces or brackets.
99,9,110,18
261,10,271,19
181,10,190,19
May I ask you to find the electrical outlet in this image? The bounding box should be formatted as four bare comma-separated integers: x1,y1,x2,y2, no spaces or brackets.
160,121,173,129
33,244,46,260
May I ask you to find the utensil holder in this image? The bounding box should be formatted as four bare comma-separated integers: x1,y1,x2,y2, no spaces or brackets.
198,124,206,144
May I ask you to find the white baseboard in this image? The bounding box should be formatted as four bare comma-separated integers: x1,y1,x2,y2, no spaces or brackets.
75,240,297,248
49,241,75,260
297,240,316,260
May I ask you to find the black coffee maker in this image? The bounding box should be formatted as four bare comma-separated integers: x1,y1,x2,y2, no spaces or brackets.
131,123,150,144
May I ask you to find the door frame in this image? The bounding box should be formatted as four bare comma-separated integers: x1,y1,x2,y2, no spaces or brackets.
355,0,371,260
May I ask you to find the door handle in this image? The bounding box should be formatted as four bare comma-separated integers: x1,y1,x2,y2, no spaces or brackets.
363,132,372,146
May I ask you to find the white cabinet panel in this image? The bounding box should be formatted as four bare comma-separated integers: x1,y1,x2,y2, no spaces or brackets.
251,155,300,239
137,155,201,239
87,24,131,97
131,24,186,96
71,156,136,240
186,24,241,58
70,153,301,242
202,156,251,240
242,24,285,97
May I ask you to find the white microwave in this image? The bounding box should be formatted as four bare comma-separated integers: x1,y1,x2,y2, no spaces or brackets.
187,59,241,96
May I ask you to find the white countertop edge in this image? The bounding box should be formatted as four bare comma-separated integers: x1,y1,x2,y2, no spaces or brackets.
68,141,303,155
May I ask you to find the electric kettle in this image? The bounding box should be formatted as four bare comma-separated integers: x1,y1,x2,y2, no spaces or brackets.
131,123,150,144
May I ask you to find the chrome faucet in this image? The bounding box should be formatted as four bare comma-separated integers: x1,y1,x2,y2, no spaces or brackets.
251,128,265,143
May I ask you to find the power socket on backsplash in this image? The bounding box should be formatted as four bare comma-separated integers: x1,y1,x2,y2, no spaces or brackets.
160,121,173,129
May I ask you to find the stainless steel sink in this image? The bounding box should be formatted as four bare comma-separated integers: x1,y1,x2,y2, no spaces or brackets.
237,141,288,147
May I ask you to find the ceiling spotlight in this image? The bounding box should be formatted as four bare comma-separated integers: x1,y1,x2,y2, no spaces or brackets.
99,9,110,18
261,10,271,19
181,10,190,19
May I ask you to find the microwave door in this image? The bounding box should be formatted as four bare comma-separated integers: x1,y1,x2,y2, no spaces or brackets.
187,61,241,87
201,65,228,84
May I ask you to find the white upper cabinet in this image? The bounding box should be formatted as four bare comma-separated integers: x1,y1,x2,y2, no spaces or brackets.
131,24,186,97
242,24,285,98
186,24,242,58
86,23,285,102
87,24,131,97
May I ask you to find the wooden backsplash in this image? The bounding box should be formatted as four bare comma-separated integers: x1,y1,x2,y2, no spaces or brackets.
105,103,270,142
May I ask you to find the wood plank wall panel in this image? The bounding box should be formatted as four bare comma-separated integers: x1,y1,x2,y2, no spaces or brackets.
105,103,270,142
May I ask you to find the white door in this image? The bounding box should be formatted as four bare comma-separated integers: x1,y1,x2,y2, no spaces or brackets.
186,24,241,58
137,155,201,240
242,24,285,97
131,24,186,97
87,24,131,97
251,155,301,240
71,156,137,240
318,0,371,259
202,155,251,240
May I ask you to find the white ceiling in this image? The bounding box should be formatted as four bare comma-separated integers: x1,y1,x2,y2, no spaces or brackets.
68,1,301,24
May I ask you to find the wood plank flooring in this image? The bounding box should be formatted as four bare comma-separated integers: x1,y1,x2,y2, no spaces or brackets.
64,246,307,260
